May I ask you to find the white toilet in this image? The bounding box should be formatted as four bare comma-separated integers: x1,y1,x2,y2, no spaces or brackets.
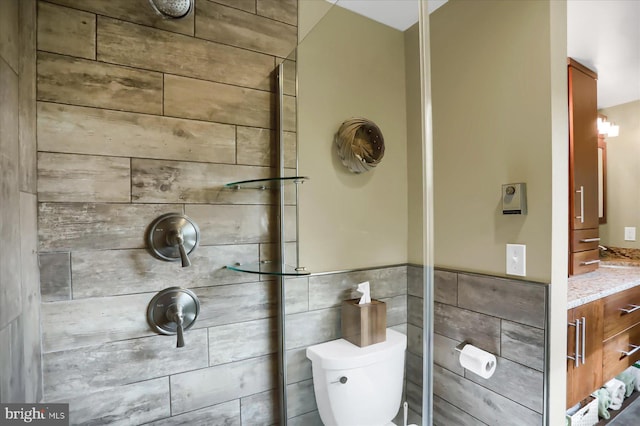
306,328,407,426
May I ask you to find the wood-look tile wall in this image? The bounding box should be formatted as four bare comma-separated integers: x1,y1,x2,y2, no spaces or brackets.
0,0,42,404
35,0,301,423
406,266,548,426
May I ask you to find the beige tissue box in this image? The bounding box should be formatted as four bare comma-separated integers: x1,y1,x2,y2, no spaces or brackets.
341,299,386,347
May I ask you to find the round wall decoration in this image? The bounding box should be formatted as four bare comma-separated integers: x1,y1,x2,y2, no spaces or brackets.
334,118,385,174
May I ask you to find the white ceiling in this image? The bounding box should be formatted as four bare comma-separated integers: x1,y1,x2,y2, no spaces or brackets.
326,0,448,31
567,0,640,109
330,0,640,109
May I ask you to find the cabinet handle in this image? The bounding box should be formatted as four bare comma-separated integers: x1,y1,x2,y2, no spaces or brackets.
580,259,600,266
575,186,584,223
581,316,586,365
579,238,601,243
619,305,640,314
568,319,581,368
621,344,640,357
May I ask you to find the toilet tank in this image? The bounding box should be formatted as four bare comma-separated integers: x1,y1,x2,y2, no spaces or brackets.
306,328,407,426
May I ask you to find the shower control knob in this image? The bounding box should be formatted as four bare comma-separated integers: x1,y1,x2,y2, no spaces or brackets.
147,213,200,268
147,287,200,349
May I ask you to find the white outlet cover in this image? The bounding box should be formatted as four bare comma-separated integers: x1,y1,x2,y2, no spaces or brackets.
625,227,636,241
506,244,526,277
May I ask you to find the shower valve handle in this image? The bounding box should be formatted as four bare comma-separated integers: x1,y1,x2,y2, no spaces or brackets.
167,304,185,348
147,213,199,268
147,287,199,349
167,231,191,267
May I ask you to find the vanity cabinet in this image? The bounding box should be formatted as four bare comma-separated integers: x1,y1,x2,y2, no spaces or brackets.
603,285,640,339
603,325,640,381
568,58,599,275
567,286,640,409
602,286,640,381
567,299,603,408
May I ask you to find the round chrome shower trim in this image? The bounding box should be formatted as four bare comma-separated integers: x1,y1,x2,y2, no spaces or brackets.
149,0,193,19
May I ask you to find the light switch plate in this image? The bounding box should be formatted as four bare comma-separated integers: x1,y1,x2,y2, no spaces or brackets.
506,244,526,276
625,227,636,241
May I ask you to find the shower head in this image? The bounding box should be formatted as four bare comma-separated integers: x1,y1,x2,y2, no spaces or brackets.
149,0,193,19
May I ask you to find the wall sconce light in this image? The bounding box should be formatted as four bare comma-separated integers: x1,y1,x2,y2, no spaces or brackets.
598,116,619,138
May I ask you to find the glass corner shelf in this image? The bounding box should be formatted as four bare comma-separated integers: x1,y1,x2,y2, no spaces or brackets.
226,261,310,276
224,176,309,190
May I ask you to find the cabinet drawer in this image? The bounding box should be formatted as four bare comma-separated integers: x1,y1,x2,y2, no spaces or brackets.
571,249,600,275
567,300,604,408
571,229,600,252
604,285,640,340
603,321,640,382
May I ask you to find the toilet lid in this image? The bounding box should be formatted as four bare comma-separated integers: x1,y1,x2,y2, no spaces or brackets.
306,328,406,370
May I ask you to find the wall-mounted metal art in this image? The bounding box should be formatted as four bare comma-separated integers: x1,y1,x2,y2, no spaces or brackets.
335,118,385,174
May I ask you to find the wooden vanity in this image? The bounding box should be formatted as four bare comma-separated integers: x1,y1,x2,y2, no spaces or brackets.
568,58,600,276
567,266,640,408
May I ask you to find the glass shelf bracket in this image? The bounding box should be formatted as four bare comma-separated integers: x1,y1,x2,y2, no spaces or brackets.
224,176,308,190
226,261,310,276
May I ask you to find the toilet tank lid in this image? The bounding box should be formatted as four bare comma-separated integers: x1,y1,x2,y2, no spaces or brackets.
306,328,407,370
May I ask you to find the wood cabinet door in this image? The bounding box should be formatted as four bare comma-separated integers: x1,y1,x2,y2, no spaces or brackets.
569,61,599,230
570,249,600,275
603,321,640,382
567,300,604,408
603,285,640,340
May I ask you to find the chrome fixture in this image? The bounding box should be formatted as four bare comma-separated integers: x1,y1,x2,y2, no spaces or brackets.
148,0,193,19
147,287,200,348
147,213,200,267
567,317,586,367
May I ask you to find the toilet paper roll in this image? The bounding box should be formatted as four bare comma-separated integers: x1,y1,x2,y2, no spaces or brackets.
458,344,497,379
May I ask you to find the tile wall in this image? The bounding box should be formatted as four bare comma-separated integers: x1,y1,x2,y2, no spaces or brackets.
33,1,409,424
407,266,548,425
0,0,41,404
35,0,303,423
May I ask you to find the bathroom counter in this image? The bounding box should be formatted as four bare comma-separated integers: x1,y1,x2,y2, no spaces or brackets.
568,265,640,309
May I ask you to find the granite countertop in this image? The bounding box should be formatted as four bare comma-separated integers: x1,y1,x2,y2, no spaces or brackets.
568,265,640,308
568,247,640,308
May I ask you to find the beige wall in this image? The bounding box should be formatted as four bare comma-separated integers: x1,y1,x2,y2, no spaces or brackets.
298,6,409,272
431,0,554,283
548,0,569,421
298,0,334,42
599,100,640,248
405,23,424,264
431,0,568,421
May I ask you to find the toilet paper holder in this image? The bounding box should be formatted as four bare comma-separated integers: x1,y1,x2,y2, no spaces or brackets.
454,341,469,352
455,340,497,379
